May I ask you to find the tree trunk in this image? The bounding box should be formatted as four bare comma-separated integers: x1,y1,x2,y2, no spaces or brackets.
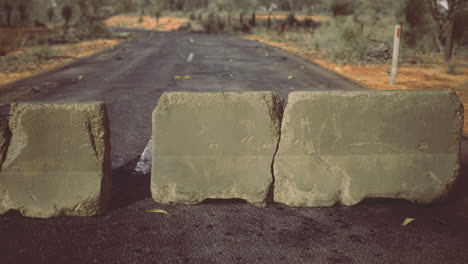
444,20,455,61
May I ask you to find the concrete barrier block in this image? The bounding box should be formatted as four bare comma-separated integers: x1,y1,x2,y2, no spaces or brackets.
152,92,282,205
274,90,463,206
0,102,111,218
0,116,11,172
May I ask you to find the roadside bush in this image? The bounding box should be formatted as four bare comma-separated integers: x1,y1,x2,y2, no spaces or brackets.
230,23,251,34
285,13,298,27
303,18,316,29
202,12,224,34
74,22,113,40
32,45,57,60
202,19,221,34
312,18,370,63
446,63,457,75
189,13,196,21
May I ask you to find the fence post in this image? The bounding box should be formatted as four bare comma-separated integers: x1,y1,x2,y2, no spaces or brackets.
391,24,401,85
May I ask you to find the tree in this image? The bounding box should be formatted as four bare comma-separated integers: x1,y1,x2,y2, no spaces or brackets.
18,2,29,25
47,7,54,22
3,3,13,26
120,0,136,12
87,0,108,24
75,0,109,25
62,5,72,26
154,9,161,26
426,0,468,61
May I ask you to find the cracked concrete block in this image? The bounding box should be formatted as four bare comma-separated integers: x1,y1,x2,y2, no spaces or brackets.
152,92,282,205
0,102,111,218
275,90,463,206
0,116,11,173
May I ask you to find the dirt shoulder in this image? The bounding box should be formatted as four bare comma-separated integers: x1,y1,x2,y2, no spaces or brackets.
0,39,124,88
243,35,468,136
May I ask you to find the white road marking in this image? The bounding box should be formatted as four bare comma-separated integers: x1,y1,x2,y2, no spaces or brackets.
135,137,152,174
187,52,194,62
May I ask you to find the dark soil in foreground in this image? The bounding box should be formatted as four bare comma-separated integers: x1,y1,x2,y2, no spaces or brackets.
1,165,467,264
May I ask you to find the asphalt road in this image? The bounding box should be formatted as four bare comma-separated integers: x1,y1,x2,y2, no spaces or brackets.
0,30,467,264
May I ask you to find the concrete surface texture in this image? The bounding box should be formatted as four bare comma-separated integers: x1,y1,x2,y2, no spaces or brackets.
0,102,112,218
0,116,11,172
275,90,463,206
152,91,282,205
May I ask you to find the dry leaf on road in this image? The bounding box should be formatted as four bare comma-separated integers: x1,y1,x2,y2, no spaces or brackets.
146,209,170,215
401,218,415,226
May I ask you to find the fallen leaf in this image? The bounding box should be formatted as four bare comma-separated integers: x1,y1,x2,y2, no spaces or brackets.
288,75,294,80
78,75,85,80
401,218,415,226
146,209,170,215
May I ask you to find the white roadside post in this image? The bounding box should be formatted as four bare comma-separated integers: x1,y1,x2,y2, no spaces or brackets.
391,24,402,85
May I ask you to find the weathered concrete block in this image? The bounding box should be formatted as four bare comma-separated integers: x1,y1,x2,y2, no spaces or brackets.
0,116,11,172
275,90,463,206
0,102,111,218
152,92,282,205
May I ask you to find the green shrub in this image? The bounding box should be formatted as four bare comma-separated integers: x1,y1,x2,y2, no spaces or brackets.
303,18,316,28
230,23,251,34
312,18,369,63
446,63,457,75
189,13,196,21
285,13,298,27
75,22,113,40
32,45,57,60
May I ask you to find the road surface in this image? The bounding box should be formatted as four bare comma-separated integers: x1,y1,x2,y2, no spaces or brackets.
0,30,467,264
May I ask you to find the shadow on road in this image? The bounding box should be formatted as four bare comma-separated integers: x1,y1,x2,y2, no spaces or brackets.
451,161,468,199
108,140,468,211
110,157,151,210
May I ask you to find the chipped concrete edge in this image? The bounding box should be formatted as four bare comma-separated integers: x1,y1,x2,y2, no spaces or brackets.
0,115,12,173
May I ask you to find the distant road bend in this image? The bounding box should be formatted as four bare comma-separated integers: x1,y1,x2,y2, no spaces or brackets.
0,30,363,168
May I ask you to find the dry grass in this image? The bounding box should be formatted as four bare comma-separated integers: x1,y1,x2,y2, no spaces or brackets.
0,39,124,88
244,35,468,136
105,15,189,32
0,27,61,55
255,12,330,23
